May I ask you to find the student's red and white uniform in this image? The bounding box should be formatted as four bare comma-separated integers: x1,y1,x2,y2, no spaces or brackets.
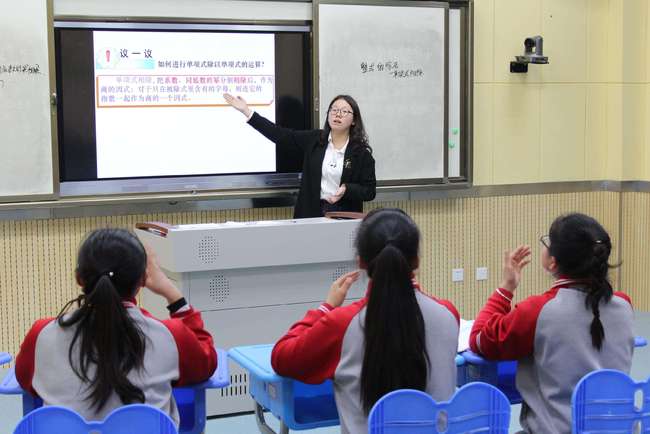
470,279,634,434
272,282,460,434
15,300,217,427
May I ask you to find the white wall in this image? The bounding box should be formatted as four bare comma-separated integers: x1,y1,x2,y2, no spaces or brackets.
53,0,311,21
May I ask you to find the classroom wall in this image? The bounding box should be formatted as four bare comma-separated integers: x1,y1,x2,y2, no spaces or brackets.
0,192,620,356
473,0,650,185
1,0,646,358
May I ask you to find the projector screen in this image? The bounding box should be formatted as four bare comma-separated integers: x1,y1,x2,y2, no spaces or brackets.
93,31,277,178
55,22,312,196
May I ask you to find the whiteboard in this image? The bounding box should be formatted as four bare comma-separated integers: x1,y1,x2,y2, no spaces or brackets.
318,2,446,181
0,0,55,200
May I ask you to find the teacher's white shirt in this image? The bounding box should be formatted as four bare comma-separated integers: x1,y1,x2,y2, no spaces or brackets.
320,135,348,200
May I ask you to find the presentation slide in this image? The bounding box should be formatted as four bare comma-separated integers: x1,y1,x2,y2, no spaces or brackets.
93,31,276,179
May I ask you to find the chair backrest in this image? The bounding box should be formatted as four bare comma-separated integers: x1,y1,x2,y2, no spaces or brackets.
572,369,650,434
13,404,178,434
368,382,510,434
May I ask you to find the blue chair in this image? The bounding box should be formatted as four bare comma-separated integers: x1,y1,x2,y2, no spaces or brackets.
0,352,11,365
13,404,178,434
572,369,650,434
1,348,229,434
368,382,510,433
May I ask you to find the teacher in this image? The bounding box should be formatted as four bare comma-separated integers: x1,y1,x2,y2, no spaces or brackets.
224,93,376,218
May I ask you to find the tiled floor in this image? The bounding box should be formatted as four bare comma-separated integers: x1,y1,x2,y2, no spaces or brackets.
2,311,649,433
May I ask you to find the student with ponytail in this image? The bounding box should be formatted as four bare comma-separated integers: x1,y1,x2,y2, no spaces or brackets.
15,228,217,426
470,213,634,434
271,208,459,434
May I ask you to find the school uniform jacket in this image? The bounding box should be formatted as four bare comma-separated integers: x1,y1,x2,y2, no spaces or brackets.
15,302,217,427
248,112,376,218
271,283,460,434
470,280,634,434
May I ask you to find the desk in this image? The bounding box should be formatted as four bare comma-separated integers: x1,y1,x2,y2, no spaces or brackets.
456,336,648,405
229,345,465,434
229,345,338,434
231,338,647,434
0,348,229,434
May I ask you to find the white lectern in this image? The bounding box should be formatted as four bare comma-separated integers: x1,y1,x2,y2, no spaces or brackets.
135,217,366,415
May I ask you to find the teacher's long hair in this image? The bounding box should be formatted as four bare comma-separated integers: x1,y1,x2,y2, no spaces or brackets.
356,208,429,414
321,95,372,152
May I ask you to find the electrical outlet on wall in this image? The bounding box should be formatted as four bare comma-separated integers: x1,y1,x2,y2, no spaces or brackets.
476,267,488,281
452,268,464,282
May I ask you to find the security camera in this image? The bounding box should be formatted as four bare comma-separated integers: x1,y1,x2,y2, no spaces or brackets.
511,35,548,73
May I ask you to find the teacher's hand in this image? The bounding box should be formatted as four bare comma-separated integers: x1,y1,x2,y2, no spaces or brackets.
224,93,252,118
326,185,346,204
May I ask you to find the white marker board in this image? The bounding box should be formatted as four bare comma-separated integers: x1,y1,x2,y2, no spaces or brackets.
318,1,446,182
0,0,55,200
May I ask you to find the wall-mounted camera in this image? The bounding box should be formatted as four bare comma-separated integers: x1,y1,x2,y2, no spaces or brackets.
510,36,548,73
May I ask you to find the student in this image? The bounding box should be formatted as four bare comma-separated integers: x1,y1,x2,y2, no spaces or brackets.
15,228,217,426
470,213,634,434
271,208,459,434
224,93,376,218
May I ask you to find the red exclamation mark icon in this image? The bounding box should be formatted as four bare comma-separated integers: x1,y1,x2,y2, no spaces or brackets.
106,50,111,63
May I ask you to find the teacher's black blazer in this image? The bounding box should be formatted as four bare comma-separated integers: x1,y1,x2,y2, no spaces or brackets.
248,112,376,218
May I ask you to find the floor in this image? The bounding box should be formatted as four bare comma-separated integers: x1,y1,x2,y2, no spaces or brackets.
2,311,649,433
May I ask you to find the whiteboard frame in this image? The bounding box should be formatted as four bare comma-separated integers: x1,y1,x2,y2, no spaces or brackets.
448,1,472,184
0,0,59,203
313,0,472,188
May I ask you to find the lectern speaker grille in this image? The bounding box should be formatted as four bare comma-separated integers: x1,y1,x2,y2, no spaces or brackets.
208,275,230,304
332,265,352,281
197,236,220,264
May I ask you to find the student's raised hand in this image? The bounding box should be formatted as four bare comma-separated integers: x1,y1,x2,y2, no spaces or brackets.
326,270,360,308
223,93,252,118
499,245,532,293
144,244,184,304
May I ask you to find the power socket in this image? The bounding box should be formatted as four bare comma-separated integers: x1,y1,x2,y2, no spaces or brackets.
476,267,488,281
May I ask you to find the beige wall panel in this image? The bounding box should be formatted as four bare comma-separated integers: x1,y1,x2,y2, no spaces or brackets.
607,84,623,180
646,85,650,180
621,192,650,310
493,84,541,184
607,0,623,83
621,84,647,180
541,0,587,83
473,0,495,83
585,84,609,179
494,0,542,83
472,83,495,185
540,84,586,181
621,0,647,84
587,0,609,83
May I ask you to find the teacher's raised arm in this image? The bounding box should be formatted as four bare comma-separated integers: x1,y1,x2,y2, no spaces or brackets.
224,93,376,218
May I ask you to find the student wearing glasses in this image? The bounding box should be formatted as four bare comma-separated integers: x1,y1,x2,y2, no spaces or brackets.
224,93,376,218
470,213,634,434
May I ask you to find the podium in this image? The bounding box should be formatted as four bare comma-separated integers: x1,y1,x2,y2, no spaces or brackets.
135,217,366,416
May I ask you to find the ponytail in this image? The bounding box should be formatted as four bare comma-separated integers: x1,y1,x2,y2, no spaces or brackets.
585,242,614,350
357,209,428,414
548,213,616,351
58,228,148,411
